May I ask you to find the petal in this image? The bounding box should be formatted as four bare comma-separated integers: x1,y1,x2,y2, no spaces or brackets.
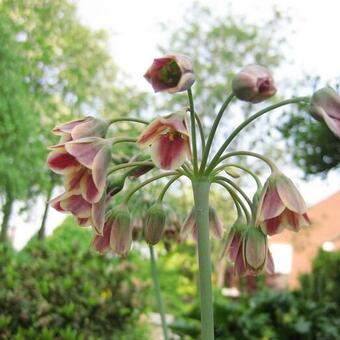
60,195,92,218
52,118,87,135
181,208,195,239
312,87,340,120
47,151,79,174
321,111,340,137
65,137,106,169
261,214,285,236
49,191,75,212
91,193,107,235
71,117,108,140
80,171,101,203
64,167,87,191
92,146,111,195
150,133,190,170
93,222,111,253
137,112,189,149
234,242,247,277
77,217,92,227
266,249,275,274
137,118,168,149
276,175,307,213
228,231,242,263
260,187,285,220
209,206,224,240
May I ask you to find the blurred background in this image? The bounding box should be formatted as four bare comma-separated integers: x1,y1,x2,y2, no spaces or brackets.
0,0,339,339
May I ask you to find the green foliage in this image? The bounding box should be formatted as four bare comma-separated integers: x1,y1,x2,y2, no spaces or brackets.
279,101,340,176
0,220,151,339
170,250,340,339
299,250,340,304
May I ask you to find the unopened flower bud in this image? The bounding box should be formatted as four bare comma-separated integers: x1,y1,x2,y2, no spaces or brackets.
224,166,241,178
94,205,132,256
144,55,195,93
144,204,166,245
221,220,246,262
232,65,276,103
310,86,340,137
244,227,267,273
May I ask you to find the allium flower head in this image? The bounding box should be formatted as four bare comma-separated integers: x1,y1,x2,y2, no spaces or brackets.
232,64,276,103
144,55,195,93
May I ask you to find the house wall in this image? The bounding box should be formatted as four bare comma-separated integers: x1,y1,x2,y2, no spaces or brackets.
269,191,340,288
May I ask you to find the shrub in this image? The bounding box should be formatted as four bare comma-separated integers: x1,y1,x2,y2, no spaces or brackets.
0,219,151,339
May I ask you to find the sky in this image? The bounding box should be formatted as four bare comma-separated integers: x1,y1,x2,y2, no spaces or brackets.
11,0,340,249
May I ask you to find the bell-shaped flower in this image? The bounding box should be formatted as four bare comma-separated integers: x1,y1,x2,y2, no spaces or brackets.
181,206,223,241
234,227,275,276
144,203,166,245
94,205,133,256
232,65,277,103
64,137,112,197
52,116,109,140
50,190,92,219
256,171,310,236
310,86,340,137
144,55,195,93
137,111,191,170
221,220,246,262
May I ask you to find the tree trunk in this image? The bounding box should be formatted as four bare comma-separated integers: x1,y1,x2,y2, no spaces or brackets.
0,189,13,243
37,175,55,240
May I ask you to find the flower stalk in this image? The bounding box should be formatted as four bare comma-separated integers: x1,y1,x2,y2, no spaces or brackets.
149,245,170,340
192,179,214,340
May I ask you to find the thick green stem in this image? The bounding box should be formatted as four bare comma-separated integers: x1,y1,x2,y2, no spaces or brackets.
149,245,169,340
192,179,214,340
187,89,198,174
206,96,309,173
200,93,234,174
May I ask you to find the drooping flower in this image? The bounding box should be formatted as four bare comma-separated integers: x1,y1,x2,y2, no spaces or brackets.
144,55,195,93
94,205,133,256
310,86,340,137
256,171,311,236
234,227,275,276
64,137,112,197
232,64,277,103
137,111,191,170
181,206,223,241
144,203,166,245
221,220,246,262
52,116,109,140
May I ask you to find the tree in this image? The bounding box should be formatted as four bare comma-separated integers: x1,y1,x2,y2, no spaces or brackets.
279,84,340,177
0,0,147,242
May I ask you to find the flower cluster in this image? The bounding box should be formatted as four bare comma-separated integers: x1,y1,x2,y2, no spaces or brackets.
47,53,338,278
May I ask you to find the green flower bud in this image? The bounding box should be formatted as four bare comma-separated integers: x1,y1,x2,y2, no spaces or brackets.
144,204,166,245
